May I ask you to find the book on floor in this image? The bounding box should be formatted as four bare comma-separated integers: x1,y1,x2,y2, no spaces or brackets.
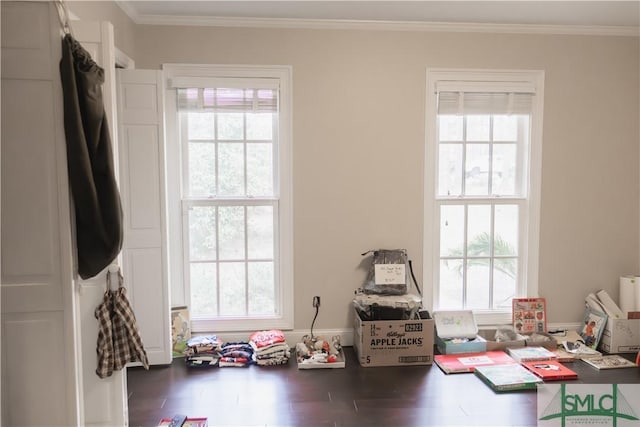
521,360,578,381
581,355,638,370
434,351,515,374
507,346,557,363
158,417,208,427
474,364,543,392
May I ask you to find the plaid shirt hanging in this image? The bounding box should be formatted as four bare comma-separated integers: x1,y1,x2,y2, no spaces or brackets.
95,269,149,378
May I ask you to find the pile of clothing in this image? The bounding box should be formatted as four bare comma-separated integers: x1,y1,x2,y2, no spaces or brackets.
249,329,291,366
218,342,254,367
184,335,223,368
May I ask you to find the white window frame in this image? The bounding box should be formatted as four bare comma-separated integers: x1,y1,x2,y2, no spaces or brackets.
423,69,545,325
163,64,294,332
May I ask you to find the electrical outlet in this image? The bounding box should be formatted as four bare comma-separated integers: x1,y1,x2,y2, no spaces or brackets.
313,296,320,308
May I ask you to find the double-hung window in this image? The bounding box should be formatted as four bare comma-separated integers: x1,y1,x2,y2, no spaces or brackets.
424,70,544,324
164,65,293,332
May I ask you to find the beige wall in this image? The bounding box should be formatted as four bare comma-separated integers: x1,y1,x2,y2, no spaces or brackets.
130,25,639,330
68,0,136,59
56,1,640,329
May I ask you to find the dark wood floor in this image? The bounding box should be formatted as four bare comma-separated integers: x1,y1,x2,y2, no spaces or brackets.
127,347,640,427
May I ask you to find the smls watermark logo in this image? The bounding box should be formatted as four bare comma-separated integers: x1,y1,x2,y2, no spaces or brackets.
538,384,640,427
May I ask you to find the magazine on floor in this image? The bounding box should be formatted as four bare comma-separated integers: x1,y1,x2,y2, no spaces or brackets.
434,351,515,374
581,355,638,370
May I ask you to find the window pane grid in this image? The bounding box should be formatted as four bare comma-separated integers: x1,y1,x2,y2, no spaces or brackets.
438,200,520,310
186,201,277,318
182,86,278,320
438,114,526,199
184,114,275,199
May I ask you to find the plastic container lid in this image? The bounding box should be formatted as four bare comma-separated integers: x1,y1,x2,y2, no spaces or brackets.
433,310,478,340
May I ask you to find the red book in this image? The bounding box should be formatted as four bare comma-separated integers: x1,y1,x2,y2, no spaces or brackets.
521,359,578,381
434,351,515,374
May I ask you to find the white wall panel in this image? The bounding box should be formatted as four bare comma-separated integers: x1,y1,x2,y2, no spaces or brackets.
118,69,172,366
126,125,161,231
1,3,80,425
72,20,129,427
2,313,68,425
1,80,58,284
125,248,167,352
0,2,51,81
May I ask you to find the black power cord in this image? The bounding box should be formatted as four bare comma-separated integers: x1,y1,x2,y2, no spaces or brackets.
310,304,319,340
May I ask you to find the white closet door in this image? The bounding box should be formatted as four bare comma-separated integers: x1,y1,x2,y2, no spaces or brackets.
1,2,79,425
72,20,128,427
117,69,172,366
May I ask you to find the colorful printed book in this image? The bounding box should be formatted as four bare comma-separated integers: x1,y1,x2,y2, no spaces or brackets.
513,297,547,334
579,307,607,350
581,355,638,370
507,346,557,363
474,364,543,392
434,351,515,374
521,360,578,381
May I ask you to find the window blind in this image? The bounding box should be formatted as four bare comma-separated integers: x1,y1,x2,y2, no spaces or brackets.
177,87,277,112
437,92,534,115
435,81,536,115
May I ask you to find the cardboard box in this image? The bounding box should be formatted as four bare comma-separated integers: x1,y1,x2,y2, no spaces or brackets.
353,307,434,367
433,310,487,354
435,335,487,354
524,332,558,350
598,318,640,353
477,329,526,352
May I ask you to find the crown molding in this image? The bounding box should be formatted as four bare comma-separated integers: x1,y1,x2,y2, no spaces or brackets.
123,13,639,37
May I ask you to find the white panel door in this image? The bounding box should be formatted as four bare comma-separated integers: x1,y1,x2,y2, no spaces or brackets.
117,69,172,365
72,20,128,427
1,2,79,425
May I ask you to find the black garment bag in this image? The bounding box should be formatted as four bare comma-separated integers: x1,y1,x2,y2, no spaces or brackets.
59,33,123,279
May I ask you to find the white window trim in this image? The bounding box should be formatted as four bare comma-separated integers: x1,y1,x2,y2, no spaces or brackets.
163,64,294,332
423,68,545,325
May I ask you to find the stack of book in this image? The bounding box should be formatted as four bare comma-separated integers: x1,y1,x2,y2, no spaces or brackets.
450,345,584,392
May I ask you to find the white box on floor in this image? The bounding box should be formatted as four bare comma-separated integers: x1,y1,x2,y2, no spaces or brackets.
353,307,434,367
598,318,640,353
433,310,487,354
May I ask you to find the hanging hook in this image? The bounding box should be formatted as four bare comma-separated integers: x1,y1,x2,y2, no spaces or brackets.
106,264,121,292
54,0,72,36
